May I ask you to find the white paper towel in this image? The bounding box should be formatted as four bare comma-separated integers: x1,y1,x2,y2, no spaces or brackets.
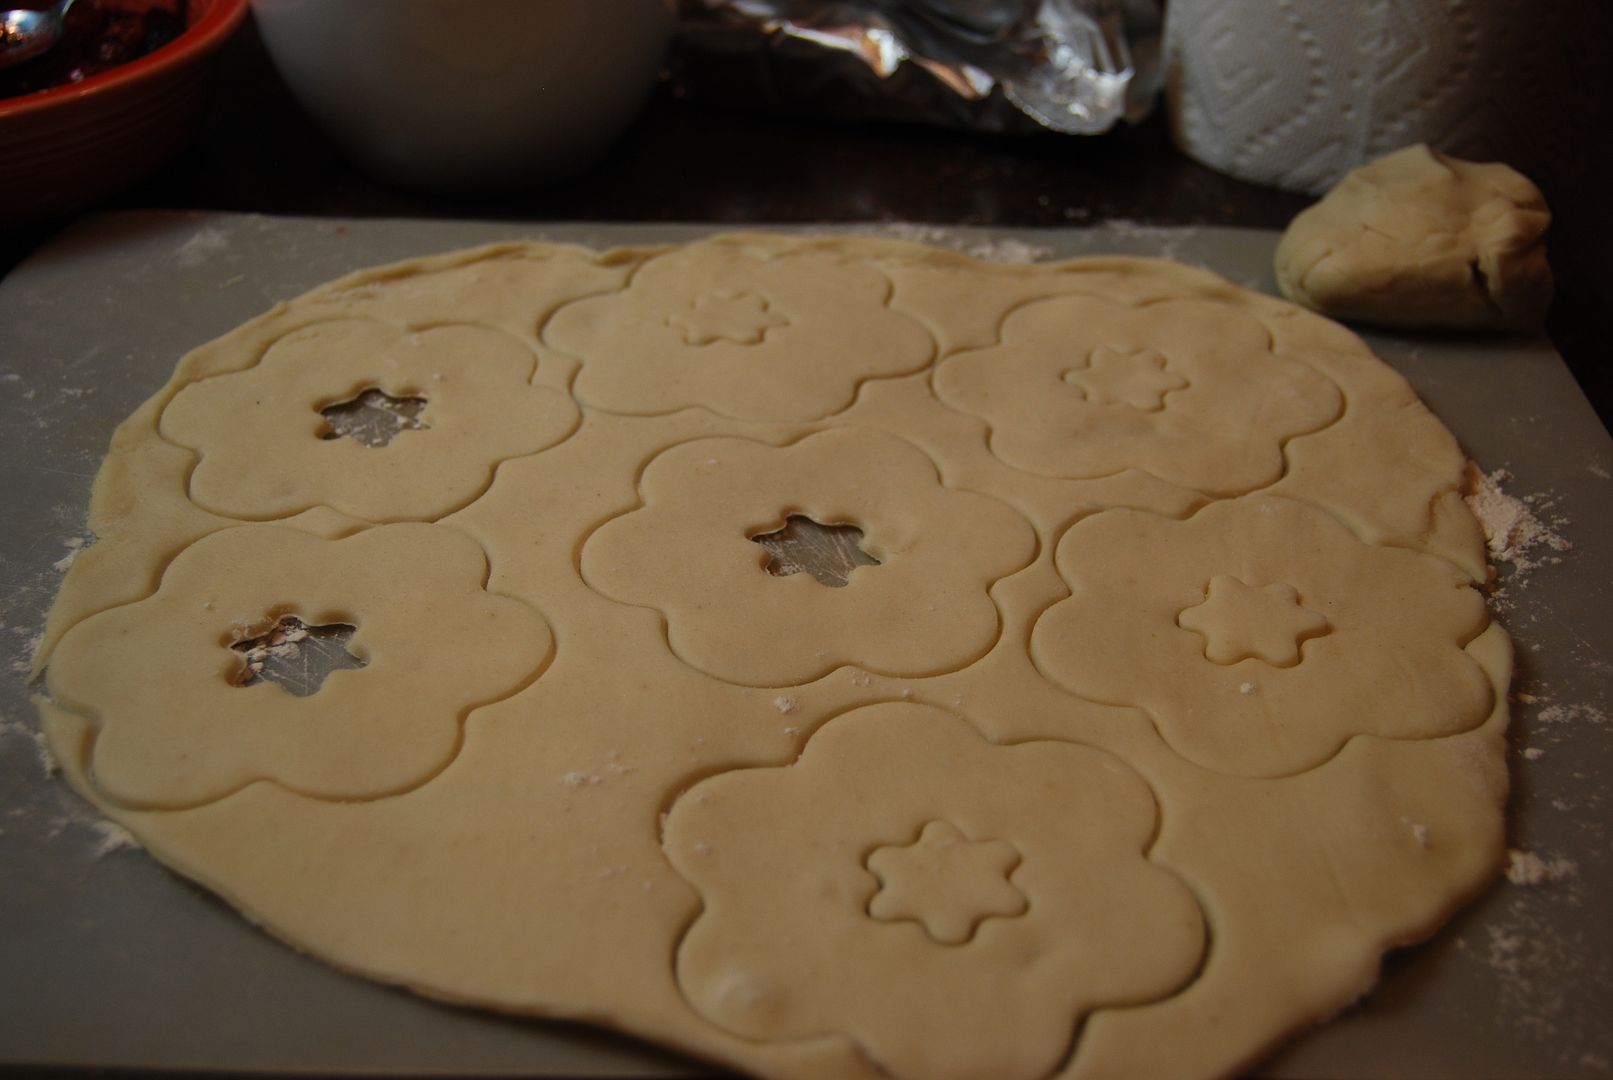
1163,0,1573,195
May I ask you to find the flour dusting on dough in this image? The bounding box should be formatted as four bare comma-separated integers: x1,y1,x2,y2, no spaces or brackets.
560,752,634,789
1400,817,1432,847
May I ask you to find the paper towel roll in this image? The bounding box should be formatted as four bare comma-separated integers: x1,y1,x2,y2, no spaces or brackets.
1163,0,1575,195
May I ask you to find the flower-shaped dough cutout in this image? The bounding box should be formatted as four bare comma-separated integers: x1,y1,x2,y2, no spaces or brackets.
1033,495,1493,777
664,702,1206,1080
45,524,552,809
545,244,935,421
933,295,1343,494
866,820,1027,945
1176,575,1330,666
580,429,1036,686
160,319,578,521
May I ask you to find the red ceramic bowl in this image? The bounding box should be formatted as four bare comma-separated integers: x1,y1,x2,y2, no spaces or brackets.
0,0,248,225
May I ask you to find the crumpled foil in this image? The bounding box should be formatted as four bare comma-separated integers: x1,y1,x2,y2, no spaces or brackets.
670,0,1161,135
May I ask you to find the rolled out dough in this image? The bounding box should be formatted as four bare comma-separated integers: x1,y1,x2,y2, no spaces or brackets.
35,233,1508,1080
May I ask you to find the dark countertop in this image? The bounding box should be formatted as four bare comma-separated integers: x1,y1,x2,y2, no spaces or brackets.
2,18,1609,426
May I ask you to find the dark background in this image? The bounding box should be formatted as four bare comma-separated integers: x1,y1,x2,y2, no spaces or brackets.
1,15,1609,428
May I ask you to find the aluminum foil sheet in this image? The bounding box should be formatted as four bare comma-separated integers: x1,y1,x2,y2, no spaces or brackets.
671,0,1161,135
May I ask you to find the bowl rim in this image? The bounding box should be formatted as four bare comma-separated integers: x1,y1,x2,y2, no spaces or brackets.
0,0,249,119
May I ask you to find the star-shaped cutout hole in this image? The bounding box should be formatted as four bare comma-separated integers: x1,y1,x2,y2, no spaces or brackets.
1061,347,1187,410
1176,574,1330,667
231,615,367,697
751,515,881,588
668,290,789,346
319,388,430,448
865,820,1027,945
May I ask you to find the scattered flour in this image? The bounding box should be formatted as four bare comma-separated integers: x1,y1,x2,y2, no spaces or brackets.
1097,220,1201,263
52,535,92,572
559,752,633,788
1504,849,1578,886
1536,703,1609,728
88,820,140,857
962,237,1053,264
856,223,1052,264
9,630,44,676
1399,817,1431,847
1510,694,1609,861
862,222,954,248
1464,467,1571,579
771,694,798,716
33,726,57,777
175,226,231,268
0,700,58,778
1467,891,1608,1058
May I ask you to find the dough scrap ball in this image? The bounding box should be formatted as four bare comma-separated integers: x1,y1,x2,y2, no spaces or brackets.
1274,145,1552,331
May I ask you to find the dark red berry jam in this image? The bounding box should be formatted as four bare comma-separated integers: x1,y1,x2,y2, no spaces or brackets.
2,0,187,100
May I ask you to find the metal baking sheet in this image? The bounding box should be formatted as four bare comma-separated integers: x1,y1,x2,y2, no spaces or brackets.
1,212,1608,1078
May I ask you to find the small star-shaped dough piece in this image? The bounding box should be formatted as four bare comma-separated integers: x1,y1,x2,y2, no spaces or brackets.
1177,574,1330,667
669,290,789,345
1062,347,1187,410
867,820,1027,945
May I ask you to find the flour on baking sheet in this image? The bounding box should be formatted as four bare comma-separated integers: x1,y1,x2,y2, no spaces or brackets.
1465,466,1571,580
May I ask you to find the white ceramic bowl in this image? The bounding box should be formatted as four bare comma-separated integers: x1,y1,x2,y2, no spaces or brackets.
249,0,672,192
